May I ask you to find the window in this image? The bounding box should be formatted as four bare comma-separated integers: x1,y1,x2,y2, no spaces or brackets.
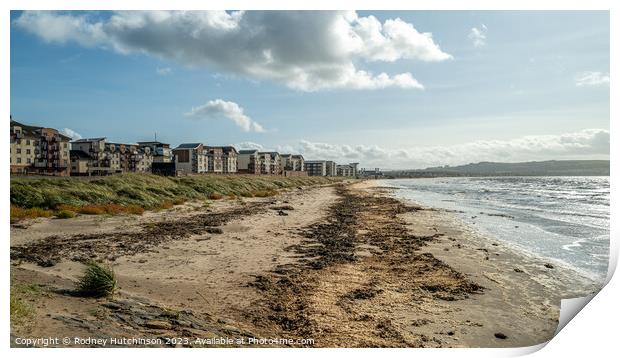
16,148,21,154
27,158,31,164
17,158,21,164
26,140,30,145
26,149,31,155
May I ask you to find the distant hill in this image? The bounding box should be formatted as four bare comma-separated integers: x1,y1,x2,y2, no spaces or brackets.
385,160,610,178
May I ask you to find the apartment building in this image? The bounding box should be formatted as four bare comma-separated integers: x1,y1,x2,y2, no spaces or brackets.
222,146,238,173
173,143,208,174
10,119,71,176
10,121,37,174
258,152,281,175
206,146,224,173
70,138,153,175
280,154,293,171
69,149,91,175
105,142,152,173
336,162,359,177
71,138,112,175
238,149,260,174
305,160,327,176
138,141,173,163
326,161,337,176
280,153,306,176
291,154,305,171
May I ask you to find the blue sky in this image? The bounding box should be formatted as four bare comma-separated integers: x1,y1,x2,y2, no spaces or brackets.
10,11,610,169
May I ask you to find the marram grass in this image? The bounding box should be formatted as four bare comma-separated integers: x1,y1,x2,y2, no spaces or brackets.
76,261,117,298
10,173,343,219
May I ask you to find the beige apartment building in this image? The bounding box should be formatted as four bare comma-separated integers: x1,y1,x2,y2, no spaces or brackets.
238,149,260,174
206,146,224,173
336,162,359,177
10,119,71,176
70,138,153,176
138,141,173,163
222,146,238,173
258,152,281,175
173,143,208,174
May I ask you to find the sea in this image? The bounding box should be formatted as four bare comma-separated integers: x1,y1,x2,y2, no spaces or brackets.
379,176,610,283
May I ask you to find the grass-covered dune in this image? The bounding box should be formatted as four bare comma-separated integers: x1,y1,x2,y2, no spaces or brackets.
10,173,343,220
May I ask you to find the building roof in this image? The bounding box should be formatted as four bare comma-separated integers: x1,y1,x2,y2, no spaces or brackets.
11,120,42,137
11,119,72,141
291,154,305,160
175,143,203,149
205,146,224,152
137,141,170,147
72,137,107,143
239,149,259,154
305,160,327,163
221,146,238,154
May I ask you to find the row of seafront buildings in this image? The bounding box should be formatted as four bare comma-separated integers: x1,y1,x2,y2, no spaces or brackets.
9,118,359,178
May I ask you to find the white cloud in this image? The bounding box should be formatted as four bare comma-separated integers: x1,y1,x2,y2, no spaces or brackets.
575,71,610,87
185,99,265,132
277,129,610,169
13,11,451,91
61,128,82,140
156,67,172,75
235,141,264,150
468,24,487,48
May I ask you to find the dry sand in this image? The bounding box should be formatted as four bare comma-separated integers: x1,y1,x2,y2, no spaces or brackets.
10,180,595,347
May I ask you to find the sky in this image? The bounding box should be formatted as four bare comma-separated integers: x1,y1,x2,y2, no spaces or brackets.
10,10,610,169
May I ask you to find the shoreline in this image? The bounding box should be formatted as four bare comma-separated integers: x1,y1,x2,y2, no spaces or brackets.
10,179,591,347
375,178,609,286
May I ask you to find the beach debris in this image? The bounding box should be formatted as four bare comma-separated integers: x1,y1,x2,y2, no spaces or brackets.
277,210,289,216
145,320,173,330
411,318,432,327
344,287,383,300
37,258,58,267
205,227,223,234
544,263,554,269
514,268,524,273
101,302,122,310
271,205,294,211
10,202,267,266
494,332,508,339
11,222,31,229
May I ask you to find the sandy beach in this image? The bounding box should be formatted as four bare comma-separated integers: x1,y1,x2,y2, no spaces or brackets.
10,180,597,348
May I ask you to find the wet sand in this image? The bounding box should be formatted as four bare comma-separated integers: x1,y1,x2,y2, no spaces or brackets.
10,180,596,347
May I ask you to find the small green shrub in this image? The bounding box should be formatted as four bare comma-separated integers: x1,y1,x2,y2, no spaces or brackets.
76,261,117,298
